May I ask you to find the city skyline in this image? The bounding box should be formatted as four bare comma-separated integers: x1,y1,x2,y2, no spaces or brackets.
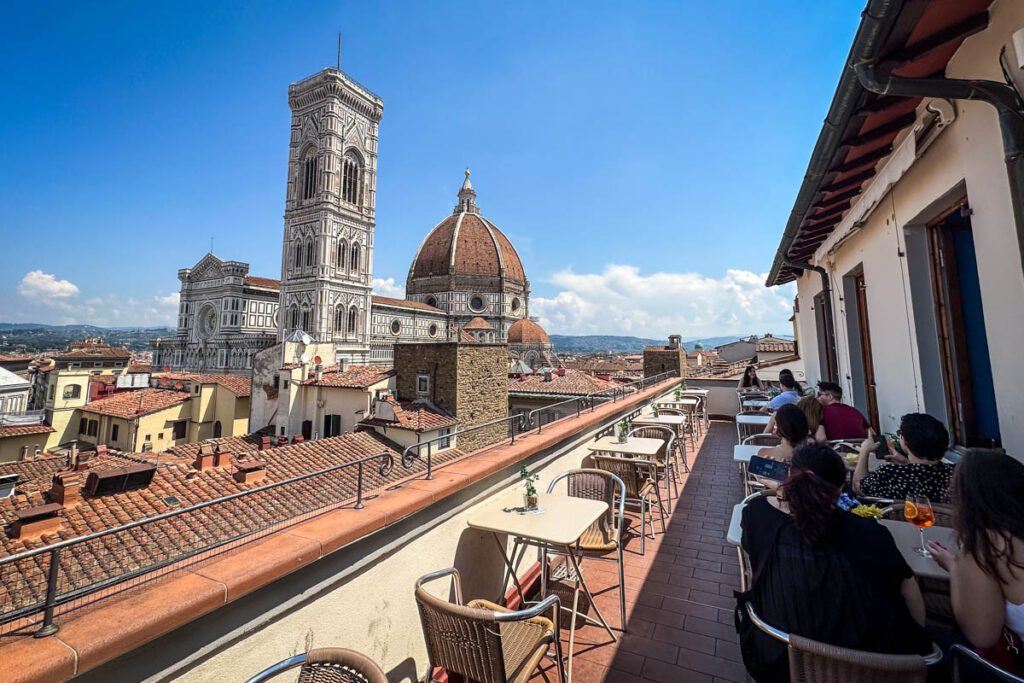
1,1,864,336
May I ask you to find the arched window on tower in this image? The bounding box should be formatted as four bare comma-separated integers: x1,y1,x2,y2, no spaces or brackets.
336,239,347,271
334,305,345,334
347,306,358,337
289,305,300,331
350,243,360,274
342,151,362,205
306,239,315,268
293,241,303,270
301,305,312,332
301,148,319,201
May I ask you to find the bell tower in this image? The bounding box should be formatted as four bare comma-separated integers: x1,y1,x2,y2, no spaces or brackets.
278,68,384,365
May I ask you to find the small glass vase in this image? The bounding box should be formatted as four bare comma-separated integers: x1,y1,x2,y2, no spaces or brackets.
524,493,538,510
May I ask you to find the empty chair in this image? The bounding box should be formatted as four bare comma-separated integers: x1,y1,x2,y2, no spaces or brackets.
679,396,703,439
656,407,689,471
592,454,665,554
545,469,627,631
628,424,679,498
415,567,564,683
245,648,387,683
739,602,942,683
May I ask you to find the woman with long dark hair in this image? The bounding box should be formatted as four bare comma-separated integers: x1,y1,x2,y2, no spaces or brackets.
738,364,764,391
739,443,930,682
757,404,809,462
928,450,1024,674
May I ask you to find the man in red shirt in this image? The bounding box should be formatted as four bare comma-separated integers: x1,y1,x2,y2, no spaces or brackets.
817,381,870,440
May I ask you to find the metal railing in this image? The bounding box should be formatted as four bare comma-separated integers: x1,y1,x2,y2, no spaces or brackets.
0,451,393,637
0,409,45,426
401,371,679,480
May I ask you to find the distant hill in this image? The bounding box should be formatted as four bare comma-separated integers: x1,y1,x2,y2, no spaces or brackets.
549,334,791,354
0,324,175,353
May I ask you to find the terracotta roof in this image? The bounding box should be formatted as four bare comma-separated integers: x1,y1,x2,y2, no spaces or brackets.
0,354,36,362
243,275,281,290
80,389,190,419
410,212,526,282
0,423,55,439
370,295,443,313
508,369,616,397
157,373,252,397
0,455,67,488
756,336,796,353
463,317,493,331
89,374,117,386
361,397,458,433
56,347,132,361
164,434,269,459
126,362,152,374
458,329,479,344
507,318,550,344
301,365,395,389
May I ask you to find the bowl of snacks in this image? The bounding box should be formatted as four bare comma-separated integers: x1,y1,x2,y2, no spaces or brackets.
851,504,885,519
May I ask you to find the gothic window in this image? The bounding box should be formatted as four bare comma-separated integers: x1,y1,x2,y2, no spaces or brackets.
350,243,360,274
341,151,362,205
336,239,347,270
301,148,319,201
306,239,315,268
289,305,299,331
334,305,345,334
347,306,358,336
294,241,303,270
301,306,312,332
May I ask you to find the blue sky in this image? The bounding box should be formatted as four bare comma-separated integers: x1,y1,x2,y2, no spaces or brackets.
0,1,863,336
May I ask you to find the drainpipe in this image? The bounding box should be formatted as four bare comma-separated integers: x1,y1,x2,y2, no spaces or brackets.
784,259,839,383
853,31,1024,291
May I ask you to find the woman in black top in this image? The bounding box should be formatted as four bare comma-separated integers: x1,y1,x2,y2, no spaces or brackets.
738,364,764,391
739,443,931,682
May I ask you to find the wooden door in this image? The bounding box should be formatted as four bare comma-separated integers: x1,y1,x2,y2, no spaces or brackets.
854,272,880,430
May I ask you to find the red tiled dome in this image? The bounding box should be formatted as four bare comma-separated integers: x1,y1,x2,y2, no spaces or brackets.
508,318,550,344
410,212,525,282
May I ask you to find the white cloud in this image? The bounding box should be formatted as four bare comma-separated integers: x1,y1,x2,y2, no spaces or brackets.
18,270,80,300
531,265,796,338
372,277,405,298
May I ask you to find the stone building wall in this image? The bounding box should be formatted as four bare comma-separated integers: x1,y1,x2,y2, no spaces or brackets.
643,347,686,378
393,342,509,452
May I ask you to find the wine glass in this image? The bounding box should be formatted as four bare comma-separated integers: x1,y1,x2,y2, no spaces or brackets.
904,495,935,557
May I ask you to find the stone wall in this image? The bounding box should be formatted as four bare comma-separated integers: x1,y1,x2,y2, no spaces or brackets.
393,342,509,452
643,347,686,378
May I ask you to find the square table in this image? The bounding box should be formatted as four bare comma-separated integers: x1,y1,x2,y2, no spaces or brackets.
467,493,613,681
742,399,769,410
879,519,956,580
736,413,771,444
588,435,664,458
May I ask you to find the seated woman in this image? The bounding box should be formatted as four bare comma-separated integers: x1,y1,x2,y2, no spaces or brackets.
757,404,809,462
739,444,930,683
763,396,826,443
853,413,954,503
738,364,764,392
928,450,1024,676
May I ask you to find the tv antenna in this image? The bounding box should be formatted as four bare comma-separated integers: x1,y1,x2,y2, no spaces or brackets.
337,33,341,71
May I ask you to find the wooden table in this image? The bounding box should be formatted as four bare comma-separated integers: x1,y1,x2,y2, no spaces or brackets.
879,519,956,580
467,493,613,681
588,435,664,458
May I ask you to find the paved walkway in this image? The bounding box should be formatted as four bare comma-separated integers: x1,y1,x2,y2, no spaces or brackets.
533,421,747,682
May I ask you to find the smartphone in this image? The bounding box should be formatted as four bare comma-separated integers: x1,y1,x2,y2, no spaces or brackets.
873,432,890,457
748,455,791,482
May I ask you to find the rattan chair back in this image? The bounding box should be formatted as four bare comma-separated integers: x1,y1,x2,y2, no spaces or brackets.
246,648,387,683
592,455,654,498
560,469,616,545
415,585,509,682
788,633,928,682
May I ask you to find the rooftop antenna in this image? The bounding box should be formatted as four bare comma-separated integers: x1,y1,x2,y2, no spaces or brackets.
209,236,214,254
337,32,341,71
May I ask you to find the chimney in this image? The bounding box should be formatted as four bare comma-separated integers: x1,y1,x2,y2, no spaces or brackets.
96,444,108,457
277,435,288,446
315,365,323,382
556,368,566,377
49,472,83,508
10,503,64,539
292,434,304,444
260,436,272,451
233,463,267,485
194,442,216,471
543,371,553,382
69,444,79,470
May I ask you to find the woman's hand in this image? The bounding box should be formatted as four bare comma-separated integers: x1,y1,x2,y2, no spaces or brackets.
927,541,957,572
859,429,880,458
752,474,781,493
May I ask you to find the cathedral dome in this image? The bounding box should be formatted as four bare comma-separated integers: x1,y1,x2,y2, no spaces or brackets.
508,318,550,345
408,170,526,284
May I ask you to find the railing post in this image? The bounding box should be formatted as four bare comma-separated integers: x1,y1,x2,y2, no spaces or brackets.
35,547,61,637
426,441,433,480
354,461,365,509
510,415,517,445
576,398,581,419
537,411,544,435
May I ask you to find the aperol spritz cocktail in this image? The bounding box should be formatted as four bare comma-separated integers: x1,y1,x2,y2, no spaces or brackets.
904,495,935,557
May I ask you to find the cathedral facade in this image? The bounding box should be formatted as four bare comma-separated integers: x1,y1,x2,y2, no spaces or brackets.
154,66,555,374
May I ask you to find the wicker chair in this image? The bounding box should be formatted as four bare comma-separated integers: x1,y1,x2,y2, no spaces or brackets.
245,648,387,683
545,469,627,631
742,602,942,683
592,455,665,554
656,407,689,472
951,644,1024,682
628,424,679,499
743,433,781,447
679,396,703,440
415,567,564,683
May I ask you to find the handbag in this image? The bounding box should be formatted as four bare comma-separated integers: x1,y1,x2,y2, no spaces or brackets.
976,627,1024,675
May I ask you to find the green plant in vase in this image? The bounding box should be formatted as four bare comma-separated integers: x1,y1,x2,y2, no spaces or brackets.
673,386,683,402
652,403,660,418
520,465,540,510
616,420,630,443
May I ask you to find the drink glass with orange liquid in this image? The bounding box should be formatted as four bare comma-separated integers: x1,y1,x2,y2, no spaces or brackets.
904,495,935,557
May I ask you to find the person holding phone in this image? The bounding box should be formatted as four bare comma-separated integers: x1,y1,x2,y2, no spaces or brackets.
853,413,954,503
739,443,929,682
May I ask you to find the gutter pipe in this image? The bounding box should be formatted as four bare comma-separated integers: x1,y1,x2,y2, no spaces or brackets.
783,259,839,383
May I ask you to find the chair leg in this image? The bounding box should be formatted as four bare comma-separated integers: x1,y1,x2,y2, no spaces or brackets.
639,499,646,555
653,488,667,535
617,545,627,632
